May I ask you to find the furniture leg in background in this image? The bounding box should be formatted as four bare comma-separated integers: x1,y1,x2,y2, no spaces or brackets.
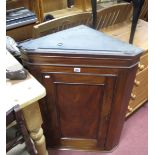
91,0,97,28
6,105,36,155
125,0,145,43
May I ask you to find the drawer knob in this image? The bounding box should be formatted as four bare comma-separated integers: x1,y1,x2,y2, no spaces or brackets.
128,106,133,112
134,79,140,86
138,63,145,71
131,93,136,100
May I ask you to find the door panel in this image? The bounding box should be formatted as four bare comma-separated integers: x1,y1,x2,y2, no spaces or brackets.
42,72,117,148
56,83,104,139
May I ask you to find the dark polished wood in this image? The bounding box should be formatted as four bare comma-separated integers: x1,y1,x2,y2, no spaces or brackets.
20,25,142,151
20,55,137,150
21,52,139,151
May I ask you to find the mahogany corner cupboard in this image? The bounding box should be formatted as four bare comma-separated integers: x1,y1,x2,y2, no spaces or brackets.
19,25,143,151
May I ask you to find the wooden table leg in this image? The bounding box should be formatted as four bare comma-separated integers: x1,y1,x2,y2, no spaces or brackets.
22,102,48,155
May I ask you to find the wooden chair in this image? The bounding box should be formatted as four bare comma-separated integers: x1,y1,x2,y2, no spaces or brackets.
32,12,92,38
6,105,36,155
96,3,132,30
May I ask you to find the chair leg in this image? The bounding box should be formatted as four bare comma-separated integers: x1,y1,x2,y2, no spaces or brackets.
91,0,97,29
14,105,37,155
129,0,145,43
25,139,36,155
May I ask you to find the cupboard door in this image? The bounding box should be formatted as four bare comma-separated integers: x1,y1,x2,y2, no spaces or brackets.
42,72,117,149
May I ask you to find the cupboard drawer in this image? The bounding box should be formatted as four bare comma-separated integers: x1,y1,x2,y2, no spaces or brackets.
137,53,148,73
127,68,148,115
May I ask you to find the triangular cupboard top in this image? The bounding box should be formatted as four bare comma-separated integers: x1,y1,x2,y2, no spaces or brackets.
19,25,143,57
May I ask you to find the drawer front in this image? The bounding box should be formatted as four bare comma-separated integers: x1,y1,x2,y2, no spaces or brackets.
127,68,148,114
137,53,148,73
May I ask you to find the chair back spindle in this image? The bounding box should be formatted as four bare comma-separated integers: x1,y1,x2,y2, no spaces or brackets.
96,3,132,30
